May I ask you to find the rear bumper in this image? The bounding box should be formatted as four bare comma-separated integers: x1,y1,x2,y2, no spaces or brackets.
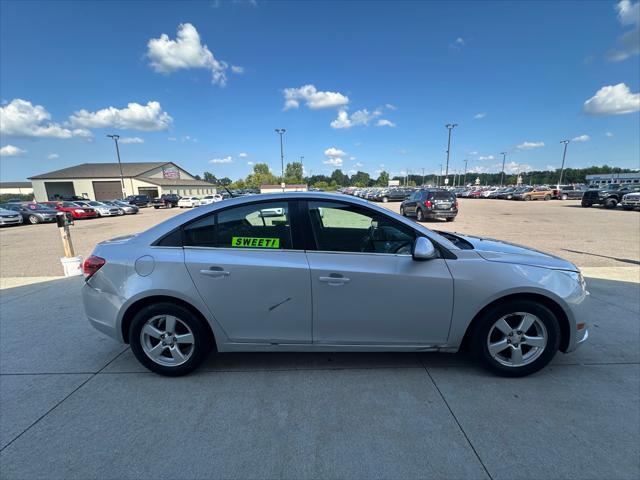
82,280,124,342
425,210,457,218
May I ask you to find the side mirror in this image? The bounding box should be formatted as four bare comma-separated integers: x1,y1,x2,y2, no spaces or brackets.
413,237,437,260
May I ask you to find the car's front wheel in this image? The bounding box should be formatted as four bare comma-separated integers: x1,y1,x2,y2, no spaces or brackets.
28,215,40,224
604,198,617,209
416,209,425,222
470,300,560,377
129,303,212,376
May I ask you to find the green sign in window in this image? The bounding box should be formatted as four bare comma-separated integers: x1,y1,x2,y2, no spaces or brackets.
231,237,280,249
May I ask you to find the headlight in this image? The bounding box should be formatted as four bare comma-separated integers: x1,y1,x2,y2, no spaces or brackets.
564,271,586,291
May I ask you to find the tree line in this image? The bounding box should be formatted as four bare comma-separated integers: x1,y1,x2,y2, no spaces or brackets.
197,163,637,191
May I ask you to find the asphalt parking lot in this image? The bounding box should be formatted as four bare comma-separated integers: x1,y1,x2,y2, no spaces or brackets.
1,198,639,479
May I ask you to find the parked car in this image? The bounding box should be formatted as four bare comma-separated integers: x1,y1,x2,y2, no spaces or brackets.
0,207,24,227
151,194,181,209
621,192,640,211
178,196,201,208
125,195,151,207
555,185,586,200
513,186,552,201
42,201,98,219
103,200,139,215
496,187,516,200
1,202,59,224
374,188,411,203
581,184,640,209
83,192,589,377
199,194,223,205
400,188,458,222
75,200,122,217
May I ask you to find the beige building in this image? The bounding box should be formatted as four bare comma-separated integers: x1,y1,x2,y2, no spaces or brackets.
29,162,216,202
0,182,34,196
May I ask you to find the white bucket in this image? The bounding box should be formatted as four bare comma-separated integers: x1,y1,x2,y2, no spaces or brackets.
60,256,83,277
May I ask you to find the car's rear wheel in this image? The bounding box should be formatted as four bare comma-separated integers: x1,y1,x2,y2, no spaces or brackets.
544,195,551,201
604,198,617,209
561,194,568,200
400,206,406,216
524,196,531,201
382,196,389,203
416,209,425,222
129,303,212,376
28,215,40,224
470,300,560,377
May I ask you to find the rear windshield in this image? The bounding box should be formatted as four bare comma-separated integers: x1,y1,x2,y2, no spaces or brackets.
432,191,455,200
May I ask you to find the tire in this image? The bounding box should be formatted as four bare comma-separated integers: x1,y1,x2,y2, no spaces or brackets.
154,206,159,209
604,198,617,209
446,216,455,222
28,215,40,224
469,299,560,377
623,206,633,211
524,196,531,201
416,209,425,222
129,302,213,376
581,201,591,208
382,196,389,203
544,195,551,201
400,206,406,217
561,194,568,200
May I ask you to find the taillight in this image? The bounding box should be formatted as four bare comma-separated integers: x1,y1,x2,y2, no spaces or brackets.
83,255,106,278
424,200,432,209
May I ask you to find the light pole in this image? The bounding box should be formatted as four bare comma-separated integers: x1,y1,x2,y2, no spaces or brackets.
107,134,125,197
275,129,286,191
444,123,458,184
558,140,570,187
438,163,443,187
299,155,304,183
499,152,507,186
463,159,468,186
421,168,425,186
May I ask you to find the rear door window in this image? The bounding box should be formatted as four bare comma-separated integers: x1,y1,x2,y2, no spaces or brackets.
183,201,293,249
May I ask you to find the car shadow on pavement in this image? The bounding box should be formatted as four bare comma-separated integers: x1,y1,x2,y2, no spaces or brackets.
561,248,640,266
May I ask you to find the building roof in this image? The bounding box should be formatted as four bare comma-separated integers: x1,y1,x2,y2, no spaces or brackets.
140,177,216,187
0,182,32,188
29,162,171,179
261,184,308,188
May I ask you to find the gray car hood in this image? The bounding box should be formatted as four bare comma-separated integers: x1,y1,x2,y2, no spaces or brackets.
450,233,578,272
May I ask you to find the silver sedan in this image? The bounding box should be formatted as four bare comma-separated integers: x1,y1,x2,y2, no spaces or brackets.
82,192,589,377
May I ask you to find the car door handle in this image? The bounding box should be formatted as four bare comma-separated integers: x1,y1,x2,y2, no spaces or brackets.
200,266,230,278
319,274,350,286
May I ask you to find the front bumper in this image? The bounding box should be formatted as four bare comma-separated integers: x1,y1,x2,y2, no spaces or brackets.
0,217,22,226
622,199,640,207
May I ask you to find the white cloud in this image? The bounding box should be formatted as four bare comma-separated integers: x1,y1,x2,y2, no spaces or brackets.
238,152,248,157
47,153,59,160
330,109,382,129
516,141,545,150
607,1,639,61
546,164,557,171
376,119,396,127
450,37,466,49
231,65,244,74
384,103,397,110
583,83,640,115
468,166,488,174
605,131,614,137
209,155,233,164
0,99,92,139
283,84,349,110
354,162,363,168
323,157,343,166
168,136,177,141
478,155,495,161
349,156,357,161
0,144,26,157
182,135,197,142
468,150,478,155
324,147,345,157
572,134,590,142
474,112,487,119
119,136,144,144
69,101,172,131
503,161,531,173
147,23,235,86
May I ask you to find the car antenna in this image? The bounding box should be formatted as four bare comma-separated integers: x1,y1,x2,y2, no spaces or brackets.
224,186,236,198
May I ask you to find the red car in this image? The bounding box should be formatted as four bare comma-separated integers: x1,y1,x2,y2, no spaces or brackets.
468,190,483,198
42,201,98,219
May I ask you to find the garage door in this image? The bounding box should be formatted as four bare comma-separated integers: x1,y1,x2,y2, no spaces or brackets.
93,181,123,200
44,181,75,200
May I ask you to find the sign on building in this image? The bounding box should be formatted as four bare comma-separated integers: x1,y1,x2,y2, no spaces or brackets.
162,166,180,179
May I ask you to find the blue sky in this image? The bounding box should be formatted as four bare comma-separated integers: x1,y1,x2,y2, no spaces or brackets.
1,0,639,181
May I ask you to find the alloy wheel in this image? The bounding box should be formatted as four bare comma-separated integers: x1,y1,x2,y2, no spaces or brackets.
140,315,195,367
486,312,547,367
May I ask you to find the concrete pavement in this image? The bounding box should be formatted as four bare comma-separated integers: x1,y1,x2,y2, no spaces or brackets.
0,276,638,479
